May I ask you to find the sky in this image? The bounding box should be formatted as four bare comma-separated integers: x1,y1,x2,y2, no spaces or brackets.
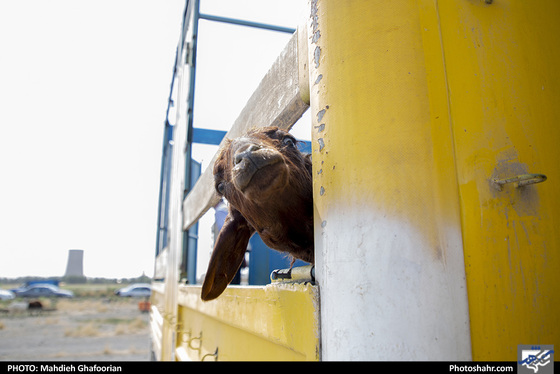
0,0,308,279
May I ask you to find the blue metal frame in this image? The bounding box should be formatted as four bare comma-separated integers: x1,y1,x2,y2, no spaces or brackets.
192,128,227,145
156,0,303,283
199,13,296,34
248,235,308,285
182,0,201,283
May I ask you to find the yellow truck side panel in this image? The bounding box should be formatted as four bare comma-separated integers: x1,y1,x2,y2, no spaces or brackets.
437,0,560,359
174,284,319,361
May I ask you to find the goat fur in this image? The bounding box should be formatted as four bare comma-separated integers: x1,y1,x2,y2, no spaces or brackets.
201,127,313,301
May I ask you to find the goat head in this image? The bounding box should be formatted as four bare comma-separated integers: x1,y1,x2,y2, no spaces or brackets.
201,127,313,301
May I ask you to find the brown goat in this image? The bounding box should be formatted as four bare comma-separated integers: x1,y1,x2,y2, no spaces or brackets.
201,127,314,301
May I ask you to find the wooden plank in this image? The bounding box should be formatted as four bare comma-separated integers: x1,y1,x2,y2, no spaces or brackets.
182,29,309,230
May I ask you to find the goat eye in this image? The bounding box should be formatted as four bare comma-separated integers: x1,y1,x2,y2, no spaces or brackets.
216,182,225,195
283,137,295,147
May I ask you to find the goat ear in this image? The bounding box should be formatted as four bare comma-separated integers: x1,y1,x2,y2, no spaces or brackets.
201,207,254,301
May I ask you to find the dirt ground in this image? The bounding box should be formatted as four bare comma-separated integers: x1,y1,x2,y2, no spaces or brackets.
0,298,152,361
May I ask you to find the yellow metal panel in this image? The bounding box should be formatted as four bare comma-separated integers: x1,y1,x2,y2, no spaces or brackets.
310,0,464,258
150,283,171,361
308,0,559,360
435,0,560,360
308,0,471,359
175,284,319,361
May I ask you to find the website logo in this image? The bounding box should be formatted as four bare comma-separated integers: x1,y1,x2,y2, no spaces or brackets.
518,345,554,374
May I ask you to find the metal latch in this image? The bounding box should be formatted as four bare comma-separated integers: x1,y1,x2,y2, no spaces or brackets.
270,265,315,284
491,173,547,191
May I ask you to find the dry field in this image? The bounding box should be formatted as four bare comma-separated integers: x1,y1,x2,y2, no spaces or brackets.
0,298,151,361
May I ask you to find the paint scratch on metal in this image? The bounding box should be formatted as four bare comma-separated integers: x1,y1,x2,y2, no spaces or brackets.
317,108,327,122
314,74,323,85
314,46,321,68
314,123,325,132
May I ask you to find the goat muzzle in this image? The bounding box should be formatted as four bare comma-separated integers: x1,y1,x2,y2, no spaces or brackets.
231,142,283,192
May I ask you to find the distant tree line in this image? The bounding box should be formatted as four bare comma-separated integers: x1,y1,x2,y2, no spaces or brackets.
0,274,151,285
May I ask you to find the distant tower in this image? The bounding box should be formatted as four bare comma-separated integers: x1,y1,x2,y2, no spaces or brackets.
64,249,84,277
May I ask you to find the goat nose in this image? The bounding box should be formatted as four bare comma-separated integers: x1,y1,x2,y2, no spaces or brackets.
234,144,260,165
